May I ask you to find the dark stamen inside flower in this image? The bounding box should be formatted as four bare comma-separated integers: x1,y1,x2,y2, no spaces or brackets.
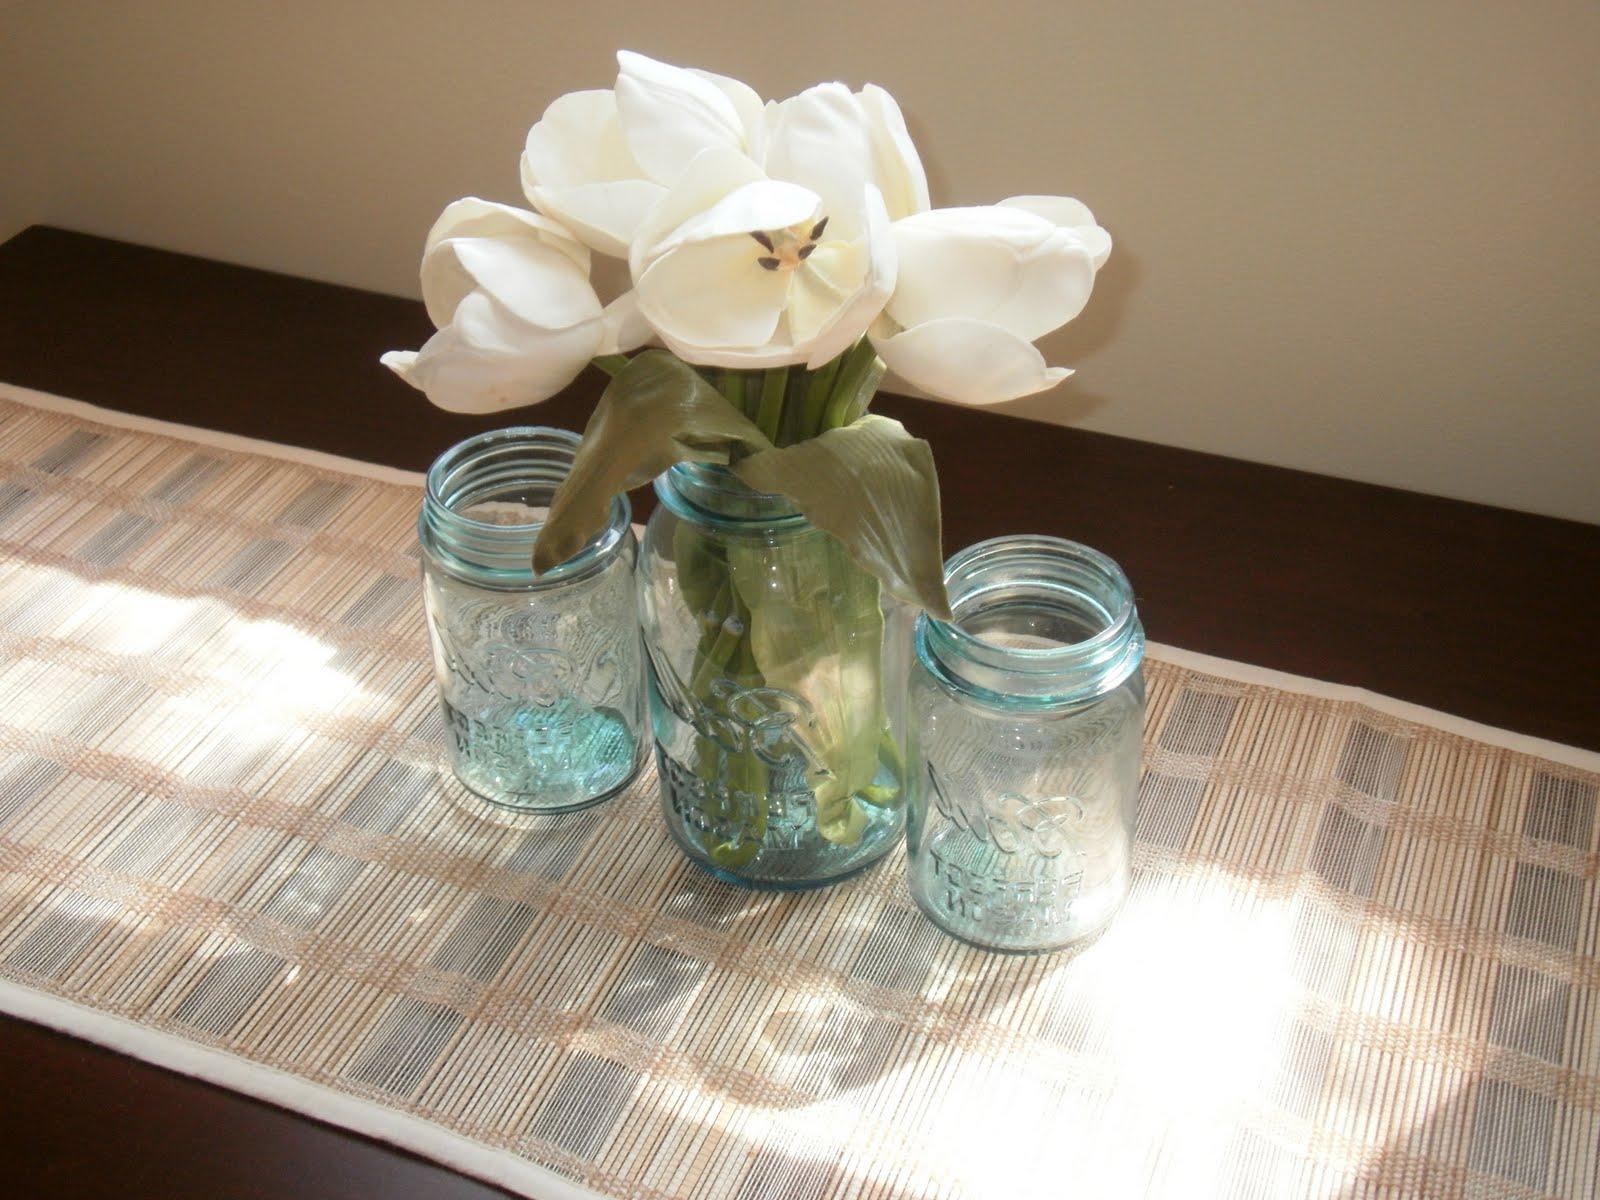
810,217,829,240
750,231,775,251
757,256,781,270
797,244,816,260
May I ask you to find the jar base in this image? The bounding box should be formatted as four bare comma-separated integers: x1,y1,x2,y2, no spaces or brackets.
447,698,643,813
678,844,893,892
455,749,643,814
909,891,1122,955
656,741,904,890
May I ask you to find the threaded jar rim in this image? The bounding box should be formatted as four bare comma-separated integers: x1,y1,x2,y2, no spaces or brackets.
917,535,1144,708
419,426,630,588
654,462,806,533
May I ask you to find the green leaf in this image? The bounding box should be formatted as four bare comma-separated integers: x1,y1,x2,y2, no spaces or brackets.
733,415,952,619
671,520,725,624
533,350,773,573
726,534,883,844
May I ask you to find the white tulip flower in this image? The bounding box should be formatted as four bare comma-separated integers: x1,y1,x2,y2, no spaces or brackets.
762,81,929,224
998,194,1113,270
614,50,765,185
520,52,763,257
869,200,1110,405
518,53,933,370
630,147,896,370
616,65,929,369
519,89,665,259
381,198,647,413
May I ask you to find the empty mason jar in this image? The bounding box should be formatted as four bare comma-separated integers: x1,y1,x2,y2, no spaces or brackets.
419,427,644,811
907,536,1145,952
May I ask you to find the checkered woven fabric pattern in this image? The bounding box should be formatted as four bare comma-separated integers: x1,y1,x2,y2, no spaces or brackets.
1,392,1597,1200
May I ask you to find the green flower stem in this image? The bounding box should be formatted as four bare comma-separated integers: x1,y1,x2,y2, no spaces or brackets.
777,366,812,446
715,370,749,420
592,354,630,377
689,582,743,696
843,358,886,427
755,367,790,443
795,358,842,441
706,342,886,451
822,339,882,430
680,562,767,867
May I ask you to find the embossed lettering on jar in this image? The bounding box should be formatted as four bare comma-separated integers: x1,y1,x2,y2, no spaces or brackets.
419,427,644,810
907,536,1145,952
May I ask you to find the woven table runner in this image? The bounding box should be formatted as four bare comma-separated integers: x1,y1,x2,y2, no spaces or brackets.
1,384,1597,1200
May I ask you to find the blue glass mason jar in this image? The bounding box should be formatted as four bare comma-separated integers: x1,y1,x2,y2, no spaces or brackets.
637,464,913,888
419,427,644,811
907,536,1145,952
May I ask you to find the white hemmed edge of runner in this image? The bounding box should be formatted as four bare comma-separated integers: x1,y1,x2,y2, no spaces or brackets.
1146,641,1600,774
0,381,429,487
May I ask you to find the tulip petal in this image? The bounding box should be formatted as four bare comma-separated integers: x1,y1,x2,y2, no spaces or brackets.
521,177,665,260
418,254,475,332
629,146,767,279
433,237,602,333
383,291,600,413
888,206,1095,342
871,316,1071,405
523,90,639,183
418,200,591,328
998,194,1096,231
789,239,866,347
424,198,588,272
858,84,929,220
616,50,749,184
662,179,820,254
691,68,766,148
651,337,810,371
793,185,896,369
636,235,790,352
521,90,662,256
597,290,654,355
763,83,874,241
1000,194,1113,270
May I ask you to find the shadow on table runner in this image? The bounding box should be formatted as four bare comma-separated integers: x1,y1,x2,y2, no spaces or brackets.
0,392,1597,1200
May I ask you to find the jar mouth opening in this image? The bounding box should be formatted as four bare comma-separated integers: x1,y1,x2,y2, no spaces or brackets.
918,536,1143,707
936,535,1136,667
422,426,630,582
656,461,805,531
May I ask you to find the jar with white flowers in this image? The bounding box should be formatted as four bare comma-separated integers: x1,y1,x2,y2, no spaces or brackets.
384,50,1111,889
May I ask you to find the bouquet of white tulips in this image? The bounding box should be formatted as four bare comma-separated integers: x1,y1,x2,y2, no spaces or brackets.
385,51,1107,859
386,49,1108,613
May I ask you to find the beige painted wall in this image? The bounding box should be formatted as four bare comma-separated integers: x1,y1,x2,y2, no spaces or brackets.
4,0,1597,522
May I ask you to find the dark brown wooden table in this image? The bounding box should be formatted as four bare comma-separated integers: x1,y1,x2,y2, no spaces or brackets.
1,225,1596,1198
